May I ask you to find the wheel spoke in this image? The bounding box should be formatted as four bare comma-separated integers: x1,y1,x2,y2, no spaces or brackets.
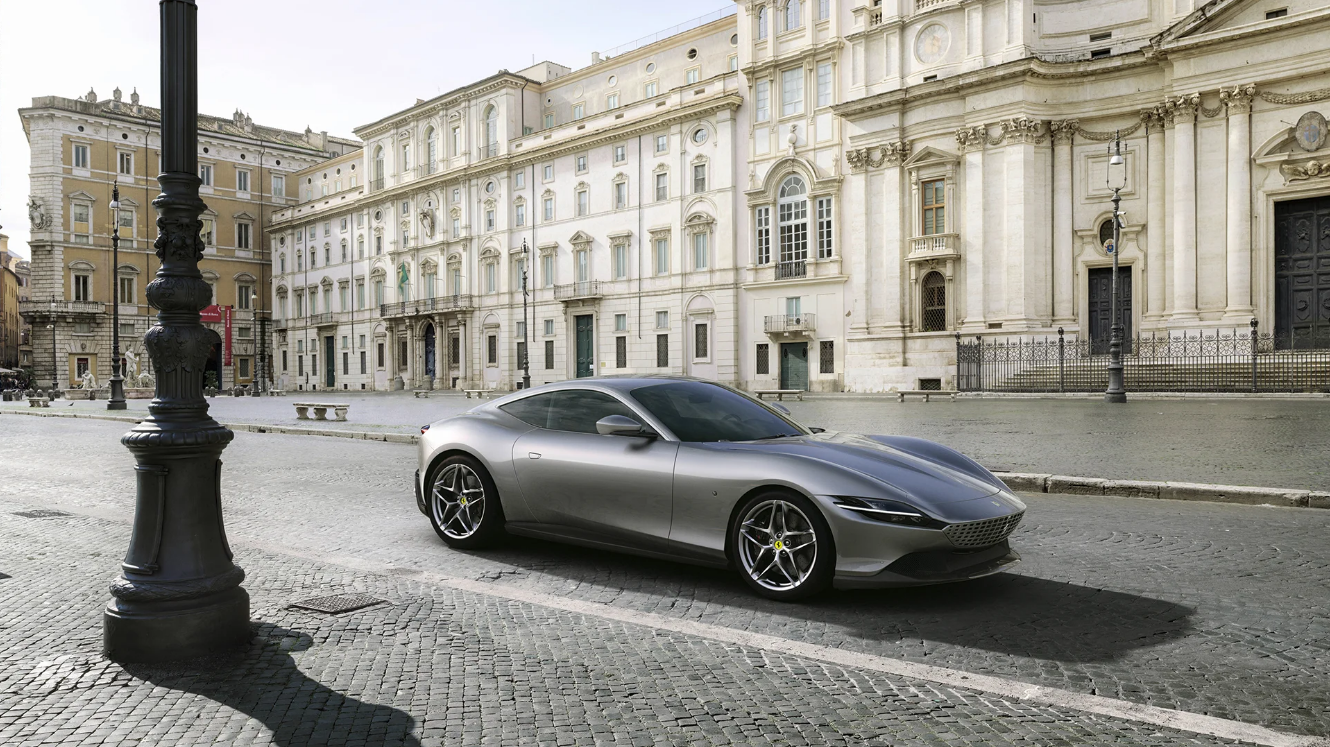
774,553,797,584
784,537,815,553
739,499,820,592
432,465,487,539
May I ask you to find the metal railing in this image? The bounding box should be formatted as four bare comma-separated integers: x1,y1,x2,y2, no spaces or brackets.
310,312,336,327
417,163,436,177
601,5,736,59
370,177,385,191
379,294,475,318
764,313,817,335
554,281,602,301
956,322,1330,393
775,260,806,280
480,144,498,159
19,299,105,316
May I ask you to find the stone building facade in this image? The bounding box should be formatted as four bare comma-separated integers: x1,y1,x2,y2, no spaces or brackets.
19,89,356,392
0,232,30,371
274,0,1330,393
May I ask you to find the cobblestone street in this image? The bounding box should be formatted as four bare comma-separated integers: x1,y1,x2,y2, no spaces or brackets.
5,392,1330,490
1,415,1327,745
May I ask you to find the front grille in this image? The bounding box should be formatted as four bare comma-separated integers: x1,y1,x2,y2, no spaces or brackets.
944,512,1024,549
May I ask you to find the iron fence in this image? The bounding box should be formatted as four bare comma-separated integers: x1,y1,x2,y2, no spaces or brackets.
956,321,1330,393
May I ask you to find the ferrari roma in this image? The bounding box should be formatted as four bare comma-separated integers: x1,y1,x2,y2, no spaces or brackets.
415,376,1024,600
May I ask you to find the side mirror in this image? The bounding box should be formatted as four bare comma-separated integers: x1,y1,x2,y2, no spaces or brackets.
809,427,826,434
596,414,649,437
771,402,791,415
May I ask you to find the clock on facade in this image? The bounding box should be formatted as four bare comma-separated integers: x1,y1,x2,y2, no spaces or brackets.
1295,111,1327,152
915,23,950,65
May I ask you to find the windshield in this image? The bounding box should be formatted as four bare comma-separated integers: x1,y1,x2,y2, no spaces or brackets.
629,381,807,443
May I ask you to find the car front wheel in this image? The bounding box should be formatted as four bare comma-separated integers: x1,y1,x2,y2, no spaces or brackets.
426,454,505,549
731,492,834,601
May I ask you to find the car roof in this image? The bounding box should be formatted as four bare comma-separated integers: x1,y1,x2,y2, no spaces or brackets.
481,375,711,407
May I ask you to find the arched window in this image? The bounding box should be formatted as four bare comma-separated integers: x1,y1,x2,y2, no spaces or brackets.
483,105,498,157
1098,218,1115,250
757,7,768,40
373,146,385,187
424,127,437,173
777,175,808,274
784,0,801,30
922,272,946,332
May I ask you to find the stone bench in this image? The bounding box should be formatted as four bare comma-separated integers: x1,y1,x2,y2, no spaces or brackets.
293,402,349,421
754,389,804,401
895,390,957,402
413,389,432,398
463,389,493,399
28,397,50,408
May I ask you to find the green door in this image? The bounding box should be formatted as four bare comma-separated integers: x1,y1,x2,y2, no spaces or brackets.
575,314,594,378
780,342,808,391
324,335,335,389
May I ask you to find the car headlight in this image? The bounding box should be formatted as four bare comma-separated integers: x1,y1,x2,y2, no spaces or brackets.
832,496,947,529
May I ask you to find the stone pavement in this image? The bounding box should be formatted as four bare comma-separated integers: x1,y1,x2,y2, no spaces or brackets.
1,415,1328,745
5,391,1329,490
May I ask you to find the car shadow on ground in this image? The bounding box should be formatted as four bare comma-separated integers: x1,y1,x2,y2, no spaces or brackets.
122,623,421,747
472,535,1195,665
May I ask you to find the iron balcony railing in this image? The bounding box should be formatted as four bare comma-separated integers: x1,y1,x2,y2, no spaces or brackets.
310,312,336,327
20,299,105,316
417,163,437,177
775,260,807,280
480,144,498,159
380,294,475,318
956,322,1330,394
764,313,817,335
554,281,602,301
370,177,385,191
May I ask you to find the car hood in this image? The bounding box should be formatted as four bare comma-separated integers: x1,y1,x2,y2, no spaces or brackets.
723,431,1004,506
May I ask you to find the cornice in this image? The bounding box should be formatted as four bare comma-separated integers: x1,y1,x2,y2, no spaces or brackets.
741,38,845,77
353,74,534,140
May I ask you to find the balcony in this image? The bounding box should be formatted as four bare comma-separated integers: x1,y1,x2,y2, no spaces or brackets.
310,312,337,327
765,313,817,336
274,318,289,331
370,177,385,192
554,281,602,301
480,144,498,159
907,233,960,261
379,295,475,319
19,299,105,318
775,260,807,280
417,163,437,178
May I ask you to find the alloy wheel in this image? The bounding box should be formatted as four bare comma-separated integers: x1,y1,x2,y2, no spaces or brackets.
737,499,819,592
431,463,487,539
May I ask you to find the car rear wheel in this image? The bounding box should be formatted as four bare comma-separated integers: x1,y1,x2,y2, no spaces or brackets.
731,492,834,601
427,454,505,549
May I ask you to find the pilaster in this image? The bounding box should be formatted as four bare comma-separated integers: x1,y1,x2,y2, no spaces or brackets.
1220,84,1256,322
1050,120,1077,324
1169,94,1201,324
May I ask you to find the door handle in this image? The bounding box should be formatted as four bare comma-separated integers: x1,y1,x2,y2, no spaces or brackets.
528,452,541,459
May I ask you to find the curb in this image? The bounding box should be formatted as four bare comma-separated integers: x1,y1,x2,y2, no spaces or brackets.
5,408,1323,509
995,471,1328,509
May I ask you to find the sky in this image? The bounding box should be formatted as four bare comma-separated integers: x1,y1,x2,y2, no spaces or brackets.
0,0,731,260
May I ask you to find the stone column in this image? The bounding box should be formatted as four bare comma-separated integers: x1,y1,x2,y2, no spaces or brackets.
1143,108,1167,325
958,126,987,331
1050,120,1077,324
458,318,468,386
881,148,907,332
1170,94,1201,324
1221,84,1256,322
434,315,446,388
1001,117,1043,327
844,151,869,333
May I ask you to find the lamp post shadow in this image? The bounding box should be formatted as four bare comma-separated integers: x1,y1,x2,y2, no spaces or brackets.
122,623,422,747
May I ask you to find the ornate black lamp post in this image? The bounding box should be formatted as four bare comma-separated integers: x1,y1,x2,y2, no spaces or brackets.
48,296,57,394
520,239,531,390
103,0,249,662
107,184,127,409
1104,131,1128,404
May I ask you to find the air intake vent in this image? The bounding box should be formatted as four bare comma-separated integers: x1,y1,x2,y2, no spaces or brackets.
944,512,1023,549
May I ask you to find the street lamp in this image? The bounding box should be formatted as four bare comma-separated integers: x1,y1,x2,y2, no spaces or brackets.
520,239,531,390
107,184,127,410
48,296,57,394
1104,130,1128,404
104,0,249,662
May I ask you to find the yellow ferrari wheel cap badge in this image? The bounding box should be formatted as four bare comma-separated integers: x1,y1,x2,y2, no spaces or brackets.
773,539,784,550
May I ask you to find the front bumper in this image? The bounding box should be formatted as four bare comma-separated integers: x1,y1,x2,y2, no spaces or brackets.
833,541,1019,589
415,469,426,515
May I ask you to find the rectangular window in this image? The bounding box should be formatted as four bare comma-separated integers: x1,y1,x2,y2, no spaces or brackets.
73,143,89,169
543,164,554,181
543,197,554,221
781,68,804,116
576,155,587,172
342,352,348,376
729,55,739,72
324,221,332,237
756,343,770,375
816,196,833,258
73,274,91,302
613,244,627,279
341,335,348,349
654,238,669,275
655,134,667,152
238,284,252,310
118,276,134,305
614,145,626,163
356,280,365,309
360,350,367,375
339,285,349,310
614,313,627,332
542,254,554,287
544,113,555,129
615,336,627,368
693,232,709,270
399,339,409,370
686,68,699,85
656,310,669,329
656,334,669,368
487,335,498,365
236,222,251,249
237,170,250,192
577,189,588,217
376,235,384,254
786,296,802,317
820,340,835,374
341,217,348,232
71,203,90,242
282,350,288,372
375,280,384,306
515,203,526,227
515,171,525,188
645,81,659,98
693,164,706,193
755,80,770,122
818,0,829,20
485,263,496,293
817,63,832,108
544,339,554,369
199,163,212,186
236,326,252,340
117,151,132,175
544,319,554,336
694,323,709,359
485,209,495,231
614,181,627,209
272,174,285,198
655,172,668,201
298,355,304,376
607,93,619,109
756,206,771,264
377,342,385,368
576,250,589,282
922,179,945,235
572,103,584,120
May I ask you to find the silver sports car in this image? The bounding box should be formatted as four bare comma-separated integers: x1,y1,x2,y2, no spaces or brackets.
415,376,1024,600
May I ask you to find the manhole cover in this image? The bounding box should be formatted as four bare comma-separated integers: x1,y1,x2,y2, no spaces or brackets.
13,509,71,519
288,593,386,615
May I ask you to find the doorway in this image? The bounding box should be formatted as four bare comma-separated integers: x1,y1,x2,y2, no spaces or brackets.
575,314,594,378
779,342,808,390
324,335,335,389
1088,267,1132,355
1274,196,1330,346
423,323,436,379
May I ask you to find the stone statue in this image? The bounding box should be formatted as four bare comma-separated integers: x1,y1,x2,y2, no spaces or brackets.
137,373,155,388
27,196,51,230
419,209,435,238
81,370,97,390
124,348,140,378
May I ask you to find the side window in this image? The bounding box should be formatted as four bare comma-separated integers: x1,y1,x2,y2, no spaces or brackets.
546,390,636,434
500,392,557,428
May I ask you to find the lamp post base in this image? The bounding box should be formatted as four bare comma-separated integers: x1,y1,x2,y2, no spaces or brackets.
1104,390,1127,404
107,375,127,410
103,587,250,663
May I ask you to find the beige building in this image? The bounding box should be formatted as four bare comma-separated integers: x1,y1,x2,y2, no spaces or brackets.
19,88,356,391
0,232,30,371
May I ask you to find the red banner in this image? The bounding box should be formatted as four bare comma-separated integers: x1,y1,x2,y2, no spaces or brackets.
223,306,233,366
200,304,222,323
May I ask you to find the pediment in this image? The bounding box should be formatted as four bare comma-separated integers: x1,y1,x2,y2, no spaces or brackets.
67,190,96,203
902,145,958,169
1155,0,1296,46
568,230,594,246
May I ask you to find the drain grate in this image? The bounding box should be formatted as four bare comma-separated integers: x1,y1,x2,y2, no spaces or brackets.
288,593,386,615
13,509,71,519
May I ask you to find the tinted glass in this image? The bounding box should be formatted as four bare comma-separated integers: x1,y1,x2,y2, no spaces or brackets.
547,390,637,434
630,382,805,442
500,392,556,428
